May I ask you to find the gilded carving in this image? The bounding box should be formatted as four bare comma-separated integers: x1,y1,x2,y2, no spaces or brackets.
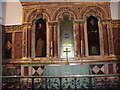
52,7,78,21
80,5,108,20
25,8,51,22
3,25,22,32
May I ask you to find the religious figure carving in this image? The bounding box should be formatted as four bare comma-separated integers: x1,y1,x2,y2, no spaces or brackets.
35,22,46,57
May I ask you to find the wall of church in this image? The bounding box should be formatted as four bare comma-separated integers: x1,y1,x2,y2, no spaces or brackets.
110,2,119,20
0,1,2,24
2,1,22,25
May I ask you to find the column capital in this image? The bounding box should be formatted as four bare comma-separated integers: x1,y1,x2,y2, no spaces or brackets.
101,20,112,25
48,21,58,27
22,22,32,29
74,20,85,26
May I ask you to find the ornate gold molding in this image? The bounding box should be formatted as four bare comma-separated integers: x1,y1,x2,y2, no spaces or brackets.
22,22,32,29
21,2,111,23
111,20,120,28
2,22,33,33
101,19,112,25
3,25,22,32
48,21,58,27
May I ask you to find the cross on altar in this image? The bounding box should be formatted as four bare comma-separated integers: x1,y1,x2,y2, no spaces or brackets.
63,48,71,65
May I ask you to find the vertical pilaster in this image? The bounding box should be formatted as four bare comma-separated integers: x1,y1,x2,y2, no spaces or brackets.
22,26,27,58
107,20,114,55
102,21,109,56
74,21,80,57
12,32,15,58
27,24,32,58
98,21,104,56
53,22,58,57
48,22,54,57
22,27,25,58
22,23,32,58
80,21,85,56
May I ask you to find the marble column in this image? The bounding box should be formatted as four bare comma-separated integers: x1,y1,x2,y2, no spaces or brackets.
22,26,27,58
12,32,15,58
27,24,32,58
74,21,80,57
80,21,85,56
48,22,54,57
102,21,109,56
53,22,58,57
106,20,114,55
22,23,32,58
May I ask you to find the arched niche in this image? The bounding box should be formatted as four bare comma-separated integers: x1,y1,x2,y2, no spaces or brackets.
35,18,47,57
58,13,75,58
87,16,100,55
80,6,106,56
31,17,48,58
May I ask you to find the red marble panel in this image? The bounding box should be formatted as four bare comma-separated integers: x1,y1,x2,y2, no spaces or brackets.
102,24,109,55
24,66,29,76
27,29,31,57
108,64,114,74
112,28,120,55
14,32,22,58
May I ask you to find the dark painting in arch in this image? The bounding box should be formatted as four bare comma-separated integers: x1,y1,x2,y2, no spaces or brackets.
4,33,12,59
35,18,46,57
87,16,100,55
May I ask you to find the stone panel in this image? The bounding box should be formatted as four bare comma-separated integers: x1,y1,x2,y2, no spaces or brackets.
14,32,22,58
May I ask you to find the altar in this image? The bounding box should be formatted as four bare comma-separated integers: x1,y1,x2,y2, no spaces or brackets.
42,64,93,89
43,64,91,76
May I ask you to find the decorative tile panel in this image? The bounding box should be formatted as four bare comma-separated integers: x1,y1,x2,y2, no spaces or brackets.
32,66,44,76
90,64,105,74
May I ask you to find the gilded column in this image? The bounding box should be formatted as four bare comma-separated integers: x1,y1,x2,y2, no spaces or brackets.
102,21,109,56
80,21,85,56
74,21,80,57
53,22,58,57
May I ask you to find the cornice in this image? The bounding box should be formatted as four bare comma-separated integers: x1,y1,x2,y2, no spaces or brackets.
20,2,110,6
